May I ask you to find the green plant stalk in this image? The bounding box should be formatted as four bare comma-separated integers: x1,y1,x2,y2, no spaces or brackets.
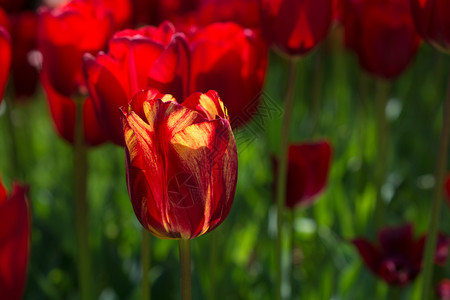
179,239,191,300
208,230,218,300
289,210,296,297
311,47,324,137
421,73,450,300
373,79,391,229
141,230,151,300
74,98,92,300
4,97,22,180
275,59,298,300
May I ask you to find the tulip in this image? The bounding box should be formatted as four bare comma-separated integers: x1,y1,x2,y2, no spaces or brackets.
342,0,420,79
0,177,30,300
258,0,333,56
0,25,11,102
273,140,332,209
84,21,267,145
352,224,449,286
444,174,450,208
437,279,450,300
95,0,132,30
120,88,238,240
0,0,26,13
38,0,113,97
410,0,450,53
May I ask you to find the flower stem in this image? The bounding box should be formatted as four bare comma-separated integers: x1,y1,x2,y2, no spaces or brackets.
208,231,218,300
74,98,92,300
373,79,391,229
4,97,22,180
178,239,191,300
421,72,450,300
275,59,298,300
141,230,151,300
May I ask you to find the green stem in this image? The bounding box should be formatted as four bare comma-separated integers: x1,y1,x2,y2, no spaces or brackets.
179,239,191,300
311,47,324,137
373,79,391,229
208,231,218,300
289,210,296,298
421,72,450,300
74,98,91,300
275,59,299,300
141,230,151,300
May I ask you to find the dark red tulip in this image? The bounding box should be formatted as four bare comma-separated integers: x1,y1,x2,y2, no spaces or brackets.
133,0,200,26
174,0,260,30
84,21,267,145
273,140,332,209
342,0,420,79
0,177,30,300
258,0,333,55
0,0,27,13
0,25,11,102
121,88,238,239
445,174,450,208
353,224,449,286
9,12,38,99
188,22,267,126
437,279,450,300
410,0,450,52
84,22,190,145
41,72,106,146
38,0,114,97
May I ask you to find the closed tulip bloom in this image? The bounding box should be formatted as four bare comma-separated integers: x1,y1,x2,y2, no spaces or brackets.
352,224,449,286
84,22,190,145
121,88,238,240
342,0,420,79
258,0,333,55
273,141,332,209
38,0,113,96
410,0,450,52
0,25,11,102
189,22,267,125
0,178,30,300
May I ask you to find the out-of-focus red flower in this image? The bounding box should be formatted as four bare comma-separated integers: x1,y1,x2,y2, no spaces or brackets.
0,25,11,102
189,22,267,126
0,177,30,300
258,0,333,55
437,279,450,300
273,140,332,209
174,0,260,30
0,6,9,30
352,224,449,286
8,12,38,99
38,0,113,97
41,72,106,146
133,0,199,26
342,0,420,79
84,22,190,145
120,88,238,240
410,0,450,53
84,21,267,145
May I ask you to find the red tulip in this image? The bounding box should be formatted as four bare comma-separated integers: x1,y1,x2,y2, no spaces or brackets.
258,0,333,55
410,0,450,52
342,0,420,79
41,72,106,146
188,22,267,126
0,25,11,102
437,279,450,300
95,0,132,30
9,11,39,99
273,140,332,209
0,177,30,300
352,224,449,286
0,0,26,13
84,21,267,145
121,88,238,239
133,0,200,26
38,0,113,97
84,22,190,145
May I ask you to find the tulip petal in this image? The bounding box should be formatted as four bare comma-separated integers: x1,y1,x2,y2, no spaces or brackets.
0,26,11,102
